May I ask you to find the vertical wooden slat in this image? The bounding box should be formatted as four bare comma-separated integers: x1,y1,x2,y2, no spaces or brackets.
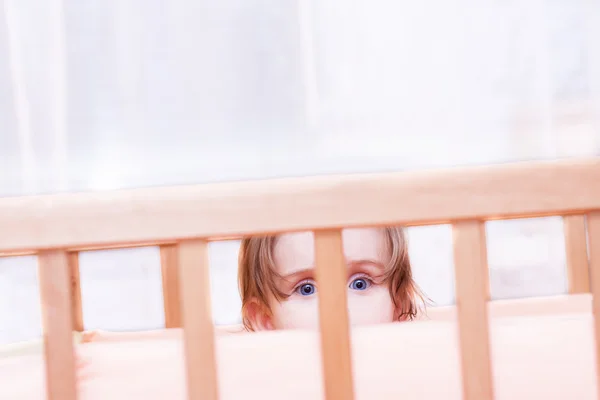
587,211,600,399
481,222,491,300
314,229,355,400
160,245,182,328
68,252,84,332
38,250,78,400
564,214,591,293
452,220,494,400
178,240,219,400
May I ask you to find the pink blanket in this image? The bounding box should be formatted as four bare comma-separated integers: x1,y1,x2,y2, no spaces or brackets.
1,310,598,399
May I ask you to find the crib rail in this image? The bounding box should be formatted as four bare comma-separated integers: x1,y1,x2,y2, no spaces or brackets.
1,157,599,400
1,158,599,254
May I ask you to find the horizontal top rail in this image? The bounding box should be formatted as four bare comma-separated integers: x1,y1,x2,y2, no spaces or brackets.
0,158,599,255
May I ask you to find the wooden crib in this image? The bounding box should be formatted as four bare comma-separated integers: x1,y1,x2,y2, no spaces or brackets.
1,157,600,400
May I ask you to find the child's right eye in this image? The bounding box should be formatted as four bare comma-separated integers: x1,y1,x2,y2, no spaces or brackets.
296,283,316,296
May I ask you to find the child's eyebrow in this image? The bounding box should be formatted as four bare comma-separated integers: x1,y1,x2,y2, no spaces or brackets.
279,259,385,282
278,268,313,283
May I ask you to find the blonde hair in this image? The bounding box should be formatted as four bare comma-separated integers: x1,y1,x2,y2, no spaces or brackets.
238,227,426,331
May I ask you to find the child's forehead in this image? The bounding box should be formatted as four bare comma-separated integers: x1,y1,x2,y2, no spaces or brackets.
272,228,388,275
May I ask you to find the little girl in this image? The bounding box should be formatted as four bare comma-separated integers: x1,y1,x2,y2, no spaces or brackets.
77,226,426,344
238,226,427,331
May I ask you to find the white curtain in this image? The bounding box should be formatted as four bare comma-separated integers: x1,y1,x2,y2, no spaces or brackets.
1,0,599,342
1,0,598,196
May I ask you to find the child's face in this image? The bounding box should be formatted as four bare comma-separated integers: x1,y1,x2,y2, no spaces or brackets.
267,228,396,330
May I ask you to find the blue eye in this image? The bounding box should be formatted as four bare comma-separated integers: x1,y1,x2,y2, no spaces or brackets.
349,278,370,291
297,283,316,296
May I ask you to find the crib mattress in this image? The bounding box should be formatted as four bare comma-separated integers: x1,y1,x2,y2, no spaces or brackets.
1,296,598,399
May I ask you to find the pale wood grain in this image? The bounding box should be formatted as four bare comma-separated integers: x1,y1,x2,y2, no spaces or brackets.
0,158,599,254
564,214,591,293
160,245,182,328
453,220,494,400
68,252,84,332
38,250,78,400
587,212,600,400
314,230,355,400
178,240,219,400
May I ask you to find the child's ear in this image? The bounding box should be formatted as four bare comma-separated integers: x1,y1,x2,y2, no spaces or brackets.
245,299,274,331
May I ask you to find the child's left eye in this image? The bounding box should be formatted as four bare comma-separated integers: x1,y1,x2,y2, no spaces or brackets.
296,283,317,296
349,278,371,291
